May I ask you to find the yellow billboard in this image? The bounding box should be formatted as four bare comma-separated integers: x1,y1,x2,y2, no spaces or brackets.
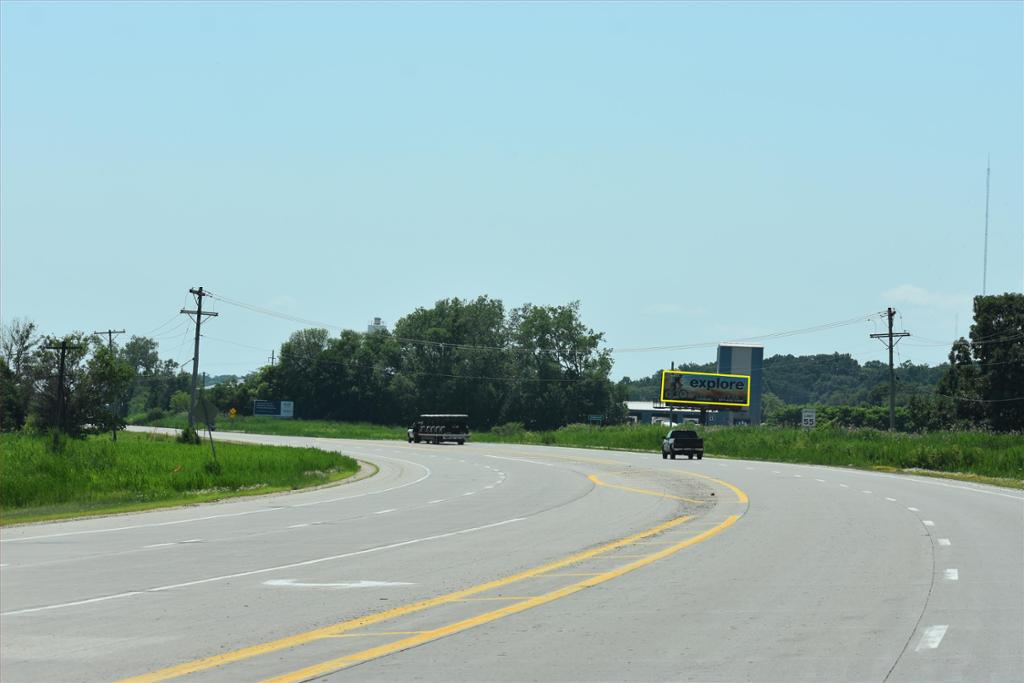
660,370,751,408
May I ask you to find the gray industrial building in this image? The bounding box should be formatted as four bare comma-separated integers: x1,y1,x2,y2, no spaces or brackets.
708,342,764,426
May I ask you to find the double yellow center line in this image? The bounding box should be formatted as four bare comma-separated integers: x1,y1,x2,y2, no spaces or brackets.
121,468,747,683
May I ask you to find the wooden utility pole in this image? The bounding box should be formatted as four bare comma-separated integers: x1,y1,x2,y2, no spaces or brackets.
93,329,125,350
181,287,218,430
42,339,85,446
93,328,125,441
870,308,911,431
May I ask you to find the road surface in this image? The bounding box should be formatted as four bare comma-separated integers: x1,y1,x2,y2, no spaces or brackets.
2,430,1021,682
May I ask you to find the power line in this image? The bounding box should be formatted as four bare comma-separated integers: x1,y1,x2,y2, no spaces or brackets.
611,313,885,353
208,290,887,356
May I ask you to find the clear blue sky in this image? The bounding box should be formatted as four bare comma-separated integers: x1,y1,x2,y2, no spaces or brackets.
2,1,1022,380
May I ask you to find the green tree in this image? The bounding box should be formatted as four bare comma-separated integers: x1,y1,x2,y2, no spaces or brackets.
28,333,93,438
968,293,1024,431
0,318,39,429
81,344,134,438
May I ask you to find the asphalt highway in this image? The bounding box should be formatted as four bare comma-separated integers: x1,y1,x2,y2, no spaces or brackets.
1,430,1021,682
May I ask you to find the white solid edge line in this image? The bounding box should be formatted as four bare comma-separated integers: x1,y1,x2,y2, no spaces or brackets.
1,517,526,616
914,625,949,651
944,568,959,580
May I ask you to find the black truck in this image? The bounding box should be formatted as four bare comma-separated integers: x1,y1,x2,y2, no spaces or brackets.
661,429,704,460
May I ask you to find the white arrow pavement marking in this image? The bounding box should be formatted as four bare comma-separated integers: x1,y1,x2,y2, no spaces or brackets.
264,579,414,589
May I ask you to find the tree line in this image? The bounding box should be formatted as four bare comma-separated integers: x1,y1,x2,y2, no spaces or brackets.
622,294,1022,432
0,323,192,436
206,297,626,430
3,293,1019,438
1,297,627,436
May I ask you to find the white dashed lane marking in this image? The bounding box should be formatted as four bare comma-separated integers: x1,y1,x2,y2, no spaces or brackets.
944,569,959,581
374,509,396,515
923,520,935,526
839,484,849,488
886,497,897,502
938,538,951,546
908,507,920,512
914,625,949,651
428,500,445,504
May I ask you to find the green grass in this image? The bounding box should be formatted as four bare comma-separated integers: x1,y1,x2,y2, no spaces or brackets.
128,413,1024,488
0,431,360,525
131,412,405,440
474,423,1024,486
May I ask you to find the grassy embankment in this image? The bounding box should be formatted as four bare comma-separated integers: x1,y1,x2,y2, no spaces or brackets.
474,423,1024,487
0,431,360,525
132,412,403,440
130,413,1023,488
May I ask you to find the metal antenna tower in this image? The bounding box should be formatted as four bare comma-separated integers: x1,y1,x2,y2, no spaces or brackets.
983,155,990,295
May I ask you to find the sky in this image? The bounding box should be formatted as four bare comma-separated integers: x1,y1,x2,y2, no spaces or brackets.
2,1,1022,381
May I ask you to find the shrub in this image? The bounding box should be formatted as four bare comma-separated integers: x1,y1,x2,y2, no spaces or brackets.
492,422,526,437
177,425,201,445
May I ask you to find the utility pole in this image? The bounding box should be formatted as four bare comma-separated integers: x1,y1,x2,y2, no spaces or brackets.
181,287,218,430
93,329,126,442
93,329,125,351
42,339,85,446
870,308,911,431
268,350,275,366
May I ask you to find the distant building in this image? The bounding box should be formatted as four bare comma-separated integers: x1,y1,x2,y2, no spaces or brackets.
708,342,764,426
367,317,387,333
625,401,701,426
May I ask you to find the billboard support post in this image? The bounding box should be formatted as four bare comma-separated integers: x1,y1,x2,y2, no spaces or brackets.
669,361,675,426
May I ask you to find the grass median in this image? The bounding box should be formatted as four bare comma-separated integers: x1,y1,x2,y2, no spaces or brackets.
0,431,360,525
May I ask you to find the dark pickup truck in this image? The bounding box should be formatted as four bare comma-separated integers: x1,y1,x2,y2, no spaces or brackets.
661,429,704,460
